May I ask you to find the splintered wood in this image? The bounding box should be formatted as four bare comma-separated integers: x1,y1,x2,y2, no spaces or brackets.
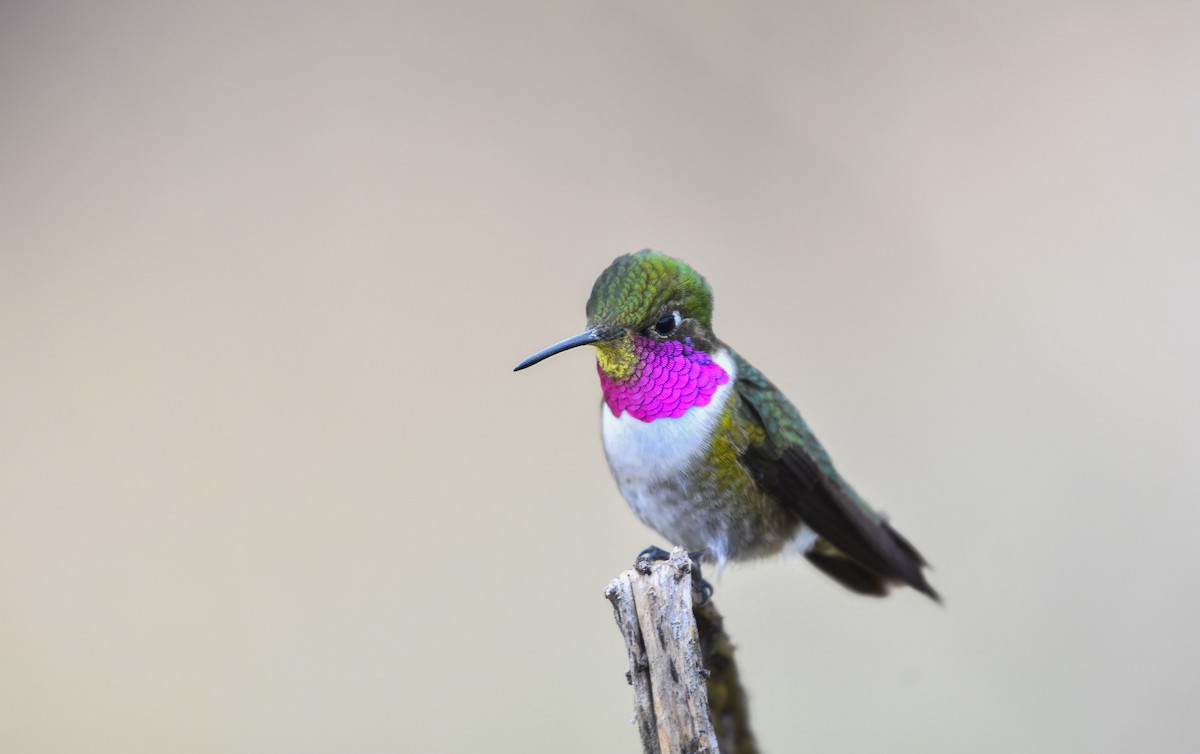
605,550,719,754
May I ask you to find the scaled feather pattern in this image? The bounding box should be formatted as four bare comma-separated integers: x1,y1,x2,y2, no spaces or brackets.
598,337,729,422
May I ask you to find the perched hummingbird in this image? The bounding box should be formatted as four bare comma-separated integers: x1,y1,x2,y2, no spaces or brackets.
515,250,938,601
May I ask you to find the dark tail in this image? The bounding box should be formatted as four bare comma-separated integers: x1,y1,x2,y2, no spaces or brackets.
806,526,941,603
805,551,890,596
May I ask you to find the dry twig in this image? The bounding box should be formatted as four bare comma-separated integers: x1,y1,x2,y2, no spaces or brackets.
605,550,758,754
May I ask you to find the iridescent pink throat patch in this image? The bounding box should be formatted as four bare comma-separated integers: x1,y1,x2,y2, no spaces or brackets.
598,338,730,422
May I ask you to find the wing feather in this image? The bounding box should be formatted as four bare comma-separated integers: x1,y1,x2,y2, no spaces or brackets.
733,350,939,601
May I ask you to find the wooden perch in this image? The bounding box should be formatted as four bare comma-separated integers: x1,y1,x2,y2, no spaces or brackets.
605,550,759,754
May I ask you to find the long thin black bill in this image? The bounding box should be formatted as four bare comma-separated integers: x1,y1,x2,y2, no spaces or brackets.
513,329,604,371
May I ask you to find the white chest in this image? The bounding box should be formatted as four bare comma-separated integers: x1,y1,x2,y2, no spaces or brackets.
600,350,737,548
601,349,735,476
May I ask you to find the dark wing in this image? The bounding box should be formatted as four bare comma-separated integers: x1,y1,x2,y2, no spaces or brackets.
732,351,940,601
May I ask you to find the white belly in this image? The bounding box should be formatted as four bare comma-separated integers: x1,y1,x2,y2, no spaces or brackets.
601,350,737,558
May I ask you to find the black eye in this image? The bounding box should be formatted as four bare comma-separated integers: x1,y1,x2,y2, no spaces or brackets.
653,311,680,337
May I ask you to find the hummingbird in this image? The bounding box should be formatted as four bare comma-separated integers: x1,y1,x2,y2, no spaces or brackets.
514,250,938,601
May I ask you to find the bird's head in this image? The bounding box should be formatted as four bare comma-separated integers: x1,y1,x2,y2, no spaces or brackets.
514,249,717,378
515,250,728,422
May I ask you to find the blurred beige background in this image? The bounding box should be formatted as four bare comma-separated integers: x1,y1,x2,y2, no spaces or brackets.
2,2,1198,752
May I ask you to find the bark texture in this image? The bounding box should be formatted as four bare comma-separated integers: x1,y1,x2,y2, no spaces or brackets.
605,550,758,754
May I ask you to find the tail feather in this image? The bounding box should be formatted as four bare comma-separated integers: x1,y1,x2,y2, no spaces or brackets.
805,538,942,603
804,551,889,596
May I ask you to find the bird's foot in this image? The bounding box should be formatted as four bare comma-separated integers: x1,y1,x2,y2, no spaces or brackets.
633,545,714,604
634,545,672,570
